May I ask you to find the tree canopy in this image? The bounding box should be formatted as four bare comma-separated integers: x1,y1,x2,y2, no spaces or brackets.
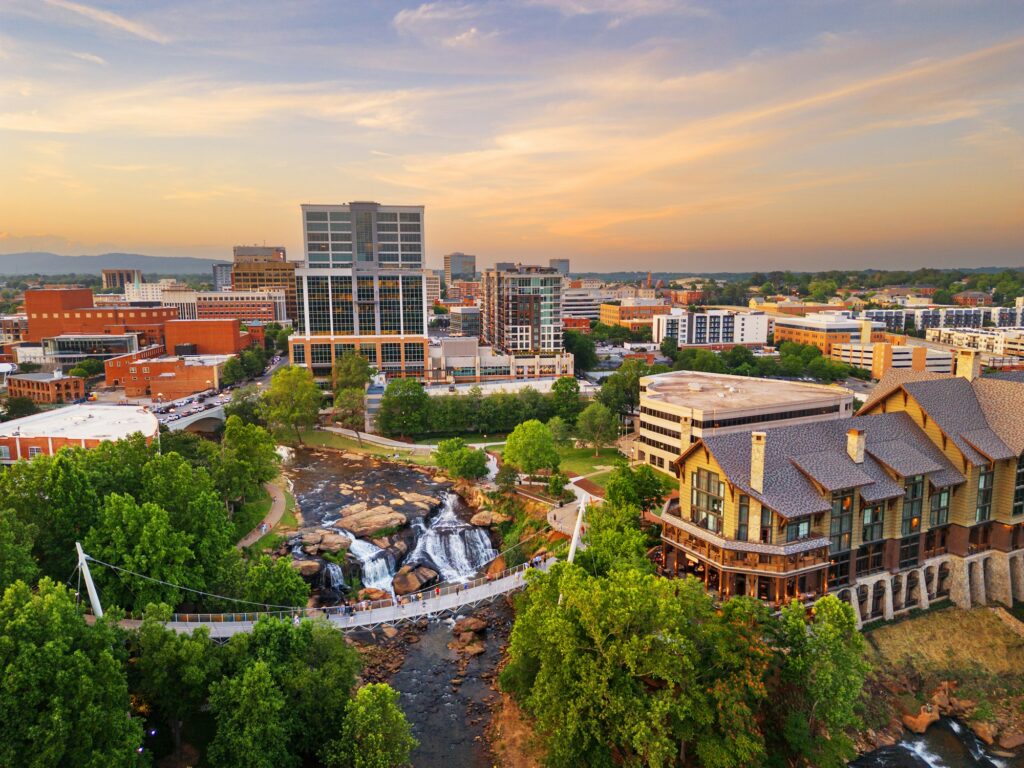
504,419,560,477
261,366,323,443
575,401,618,456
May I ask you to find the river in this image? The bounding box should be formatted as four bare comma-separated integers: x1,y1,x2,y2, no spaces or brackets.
852,719,1024,767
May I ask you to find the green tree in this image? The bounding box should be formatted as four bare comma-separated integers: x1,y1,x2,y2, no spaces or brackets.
224,384,265,426
84,494,196,612
325,683,417,768
0,509,38,592
598,359,665,417
39,450,101,580
766,596,869,767
575,401,618,456
218,415,279,504
659,335,678,360
504,419,560,479
0,579,144,767
221,356,246,387
136,604,222,755
332,352,374,393
376,378,429,438
574,501,651,577
1,396,39,422
244,554,310,608
333,387,367,445
563,330,598,370
550,376,582,423
604,462,672,512
546,415,573,447
261,366,322,444
208,660,294,768
435,438,489,480
494,463,518,495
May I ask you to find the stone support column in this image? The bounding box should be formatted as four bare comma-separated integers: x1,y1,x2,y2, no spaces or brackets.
970,558,987,607
917,568,930,611
948,557,971,609
1012,555,1024,603
882,577,895,621
986,551,1013,607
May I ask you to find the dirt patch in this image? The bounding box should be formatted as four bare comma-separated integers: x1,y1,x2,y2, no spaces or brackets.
487,692,546,768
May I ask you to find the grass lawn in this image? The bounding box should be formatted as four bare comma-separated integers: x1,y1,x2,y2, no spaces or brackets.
865,606,1024,677
299,430,438,467
555,446,622,476
410,432,509,445
232,487,272,542
586,469,615,490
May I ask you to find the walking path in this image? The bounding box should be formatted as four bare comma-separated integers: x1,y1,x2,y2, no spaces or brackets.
320,426,507,452
160,559,553,638
235,479,287,549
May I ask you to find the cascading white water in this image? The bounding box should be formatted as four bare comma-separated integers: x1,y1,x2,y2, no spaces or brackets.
485,453,499,482
341,531,397,595
323,562,345,591
407,491,497,583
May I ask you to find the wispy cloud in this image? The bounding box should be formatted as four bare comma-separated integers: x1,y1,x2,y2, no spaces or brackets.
42,0,169,44
70,51,105,65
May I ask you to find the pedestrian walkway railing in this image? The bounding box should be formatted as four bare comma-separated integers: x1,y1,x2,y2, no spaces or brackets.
166,558,552,625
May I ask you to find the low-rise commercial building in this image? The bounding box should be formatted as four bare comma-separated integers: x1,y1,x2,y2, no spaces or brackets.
425,337,573,384
0,405,159,463
774,313,886,355
830,342,953,379
23,288,177,346
449,306,481,338
653,308,769,348
109,353,229,399
6,371,85,404
635,370,854,474
925,327,1024,357
910,306,986,330
599,298,671,332
0,314,28,345
164,319,250,356
953,290,993,307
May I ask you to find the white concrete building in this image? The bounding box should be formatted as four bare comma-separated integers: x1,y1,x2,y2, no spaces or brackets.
653,308,770,348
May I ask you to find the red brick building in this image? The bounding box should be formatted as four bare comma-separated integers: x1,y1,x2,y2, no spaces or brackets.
164,319,250,356
6,372,85,404
953,290,993,307
23,288,177,345
670,289,705,305
563,317,591,333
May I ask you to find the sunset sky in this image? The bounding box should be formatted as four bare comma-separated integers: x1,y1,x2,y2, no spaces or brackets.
1,0,1022,271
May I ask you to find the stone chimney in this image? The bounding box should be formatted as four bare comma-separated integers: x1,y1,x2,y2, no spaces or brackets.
847,428,865,464
859,319,875,344
955,349,981,382
750,432,766,493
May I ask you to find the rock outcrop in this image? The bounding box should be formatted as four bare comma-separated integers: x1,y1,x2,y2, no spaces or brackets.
392,565,439,596
292,559,322,577
333,505,406,537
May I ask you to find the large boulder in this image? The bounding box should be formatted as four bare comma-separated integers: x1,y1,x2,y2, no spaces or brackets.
453,616,487,634
392,565,439,596
972,721,996,745
292,559,322,577
318,531,352,554
470,511,493,527
334,505,407,537
999,732,1024,751
340,501,368,518
358,587,391,602
901,706,939,734
301,531,323,546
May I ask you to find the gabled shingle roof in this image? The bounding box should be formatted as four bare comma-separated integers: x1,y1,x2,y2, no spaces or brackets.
858,369,948,413
974,379,1024,456
695,412,964,520
866,439,944,478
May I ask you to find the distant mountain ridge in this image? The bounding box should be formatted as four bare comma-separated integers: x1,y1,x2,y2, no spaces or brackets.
0,252,227,276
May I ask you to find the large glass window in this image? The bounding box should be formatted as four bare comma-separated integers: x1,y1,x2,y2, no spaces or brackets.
737,495,749,541
760,508,773,543
786,518,811,542
902,475,924,536
1014,456,1024,517
359,343,377,365
899,535,919,568
330,275,354,336
862,504,884,542
306,275,330,335
690,468,724,534
930,487,950,527
976,468,994,522
856,542,884,576
292,344,306,364
830,489,854,552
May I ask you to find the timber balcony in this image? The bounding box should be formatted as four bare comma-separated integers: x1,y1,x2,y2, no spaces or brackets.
660,499,831,575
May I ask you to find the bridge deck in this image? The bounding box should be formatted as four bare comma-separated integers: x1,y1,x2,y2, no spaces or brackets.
163,559,551,637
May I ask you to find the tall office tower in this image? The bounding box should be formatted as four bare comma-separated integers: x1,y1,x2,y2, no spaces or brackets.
230,245,295,321
212,263,233,291
482,265,563,354
423,270,441,307
290,202,428,379
101,269,143,290
443,252,476,286
549,258,570,275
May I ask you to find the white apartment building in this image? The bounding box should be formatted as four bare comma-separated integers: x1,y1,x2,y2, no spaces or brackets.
562,286,616,319
653,308,770,348
926,327,1024,357
124,278,190,302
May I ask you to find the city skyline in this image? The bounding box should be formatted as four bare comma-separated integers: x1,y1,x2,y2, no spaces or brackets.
1,1,1022,270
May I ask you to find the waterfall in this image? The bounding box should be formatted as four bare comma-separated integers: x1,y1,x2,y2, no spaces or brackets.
485,453,499,482
341,530,397,595
408,492,497,583
322,562,345,592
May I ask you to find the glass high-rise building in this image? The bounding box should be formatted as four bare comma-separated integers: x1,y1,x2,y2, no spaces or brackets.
482,265,564,354
443,252,476,285
290,202,429,380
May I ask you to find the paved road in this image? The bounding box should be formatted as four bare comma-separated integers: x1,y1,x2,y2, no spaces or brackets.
235,479,287,549
162,559,552,638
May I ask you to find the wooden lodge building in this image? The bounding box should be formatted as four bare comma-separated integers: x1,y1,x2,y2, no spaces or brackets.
661,353,1024,626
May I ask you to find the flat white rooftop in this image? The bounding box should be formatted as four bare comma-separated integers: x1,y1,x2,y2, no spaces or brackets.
641,370,852,412
0,404,159,441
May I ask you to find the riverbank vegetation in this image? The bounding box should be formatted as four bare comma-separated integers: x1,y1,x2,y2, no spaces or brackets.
500,499,869,768
0,581,415,767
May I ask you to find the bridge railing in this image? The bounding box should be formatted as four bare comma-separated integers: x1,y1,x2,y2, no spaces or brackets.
167,558,553,625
